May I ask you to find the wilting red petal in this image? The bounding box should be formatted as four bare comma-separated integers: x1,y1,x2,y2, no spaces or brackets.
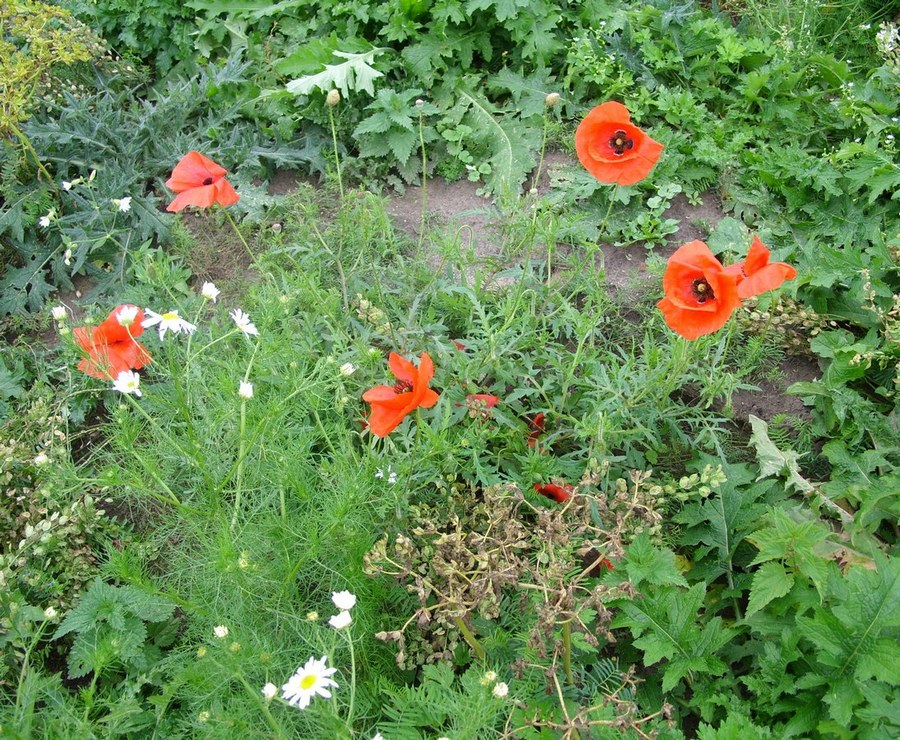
452,340,466,351
534,482,573,503
527,412,546,449
575,102,664,186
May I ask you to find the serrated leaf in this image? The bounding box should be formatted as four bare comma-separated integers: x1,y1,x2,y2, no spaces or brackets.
285,49,385,98
746,561,794,617
622,533,688,588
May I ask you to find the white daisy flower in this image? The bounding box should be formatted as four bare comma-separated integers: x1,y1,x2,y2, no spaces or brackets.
262,683,277,701
238,381,254,399
328,610,352,630
281,655,338,710
142,309,197,339
116,305,139,326
492,682,509,698
112,370,141,398
213,625,229,639
332,591,356,611
230,308,259,337
33,452,50,465
113,196,132,213
201,281,220,302
62,181,73,191
39,214,52,228
372,734,385,740
51,305,67,321
339,362,356,376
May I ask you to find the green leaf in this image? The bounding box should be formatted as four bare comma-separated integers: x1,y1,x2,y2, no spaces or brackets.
745,561,794,618
285,49,386,98
458,88,538,195
622,533,688,589
706,216,748,257
748,415,813,493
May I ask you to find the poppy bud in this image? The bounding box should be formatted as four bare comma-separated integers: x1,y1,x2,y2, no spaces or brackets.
545,92,560,108
326,89,341,107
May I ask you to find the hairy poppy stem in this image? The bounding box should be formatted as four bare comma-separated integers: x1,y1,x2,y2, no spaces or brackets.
222,208,256,265
417,107,427,258
328,105,344,200
453,616,486,662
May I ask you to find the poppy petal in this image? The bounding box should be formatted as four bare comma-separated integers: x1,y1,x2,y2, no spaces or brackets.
419,388,440,409
214,178,240,207
744,235,771,274
167,185,219,212
657,295,734,340
367,404,406,437
166,151,228,192
737,263,797,299
388,352,418,384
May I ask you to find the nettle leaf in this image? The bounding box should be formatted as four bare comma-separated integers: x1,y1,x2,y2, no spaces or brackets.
611,582,736,692
745,561,794,618
489,67,556,119
748,415,813,494
706,216,748,257
622,533,688,589
285,49,386,98
747,507,834,599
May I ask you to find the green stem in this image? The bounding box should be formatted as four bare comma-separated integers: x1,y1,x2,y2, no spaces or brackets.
417,107,427,257
344,630,357,729
452,616,486,662
561,620,575,686
230,344,259,531
222,208,255,264
328,105,344,200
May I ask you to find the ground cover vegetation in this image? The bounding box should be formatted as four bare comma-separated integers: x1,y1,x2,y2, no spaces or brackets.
1,0,898,736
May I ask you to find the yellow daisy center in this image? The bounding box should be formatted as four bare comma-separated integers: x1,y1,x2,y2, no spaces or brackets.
300,674,317,690
162,311,179,321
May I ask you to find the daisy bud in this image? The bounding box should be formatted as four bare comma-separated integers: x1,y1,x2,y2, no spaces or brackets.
492,681,509,698
262,683,277,701
43,606,58,619
51,305,67,321
545,92,560,108
306,611,319,622
326,89,341,107
480,670,498,686
339,362,356,376
238,381,254,399
213,625,229,639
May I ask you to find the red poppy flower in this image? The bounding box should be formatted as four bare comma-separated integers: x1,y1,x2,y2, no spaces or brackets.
165,151,240,212
657,241,741,340
527,412,546,450
534,482,574,503
74,305,152,380
723,235,797,299
363,352,440,437
575,101,664,186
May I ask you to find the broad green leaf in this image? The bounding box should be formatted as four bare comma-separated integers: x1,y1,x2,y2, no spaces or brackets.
622,533,688,589
748,415,814,493
285,49,386,98
745,561,794,618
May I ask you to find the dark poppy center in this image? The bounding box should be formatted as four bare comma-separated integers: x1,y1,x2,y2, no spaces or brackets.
608,129,635,156
393,380,413,394
691,278,715,303
202,177,214,185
